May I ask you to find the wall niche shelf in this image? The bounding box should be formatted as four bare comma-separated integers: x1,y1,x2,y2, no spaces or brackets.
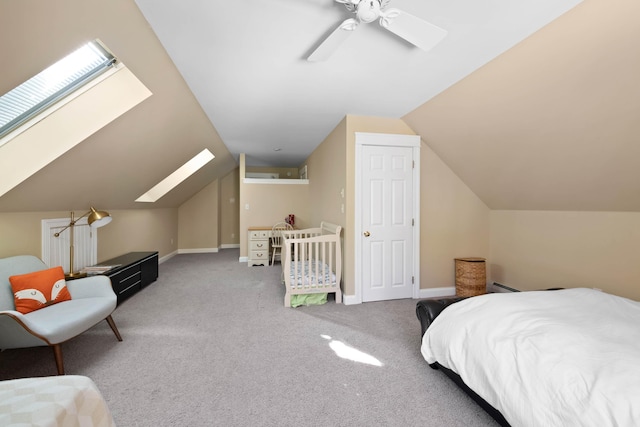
242,178,309,185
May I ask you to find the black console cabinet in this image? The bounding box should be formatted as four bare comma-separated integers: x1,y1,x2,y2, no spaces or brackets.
99,251,159,304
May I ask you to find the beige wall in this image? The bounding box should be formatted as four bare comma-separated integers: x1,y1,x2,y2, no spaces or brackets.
242,184,310,228
7,118,636,306
178,180,219,250
98,208,178,261
0,208,178,263
177,168,241,250
220,168,240,246
301,114,490,296
306,114,490,296
0,212,57,259
239,154,311,258
421,143,491,288
490,210,640,301
245,166,300,179
305,118,347,228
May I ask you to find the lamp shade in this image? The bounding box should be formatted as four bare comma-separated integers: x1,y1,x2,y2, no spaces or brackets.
87,207,112,228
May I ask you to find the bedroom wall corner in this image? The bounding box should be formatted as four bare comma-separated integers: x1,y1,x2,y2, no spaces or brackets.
220,168,240,246
178,179,220,251
419,142,491,291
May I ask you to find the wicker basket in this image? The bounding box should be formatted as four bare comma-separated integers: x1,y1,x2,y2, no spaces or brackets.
455,258,486,297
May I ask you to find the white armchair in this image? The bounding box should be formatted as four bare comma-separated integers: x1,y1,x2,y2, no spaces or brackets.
0,255,122,375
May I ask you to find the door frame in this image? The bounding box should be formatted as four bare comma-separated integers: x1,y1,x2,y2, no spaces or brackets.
353,132,421,304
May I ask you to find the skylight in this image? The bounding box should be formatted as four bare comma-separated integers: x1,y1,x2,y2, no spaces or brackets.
0,40,116,142
135,149,215,203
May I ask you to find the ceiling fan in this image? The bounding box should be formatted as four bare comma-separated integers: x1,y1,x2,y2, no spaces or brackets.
308,0,447,61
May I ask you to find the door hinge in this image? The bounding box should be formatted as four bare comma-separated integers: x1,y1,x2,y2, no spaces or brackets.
412,160,415,169
412,218,414,226
412,276,414,284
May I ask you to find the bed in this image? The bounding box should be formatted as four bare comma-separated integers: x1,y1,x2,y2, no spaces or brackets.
281,222,342,308
0,375,115,426
416,288,640,427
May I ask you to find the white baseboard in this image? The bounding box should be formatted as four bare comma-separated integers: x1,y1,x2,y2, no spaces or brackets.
239,256,248,263
178,248,219,254
343,294,360,305
159,251,178,264
220,243,240,249
416,286,456,299
342,286,456,305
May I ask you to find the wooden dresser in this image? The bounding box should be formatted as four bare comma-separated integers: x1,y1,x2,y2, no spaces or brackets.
247,227,271,266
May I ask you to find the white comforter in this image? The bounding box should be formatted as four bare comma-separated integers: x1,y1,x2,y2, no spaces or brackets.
421,288,640,427
0,375,115,427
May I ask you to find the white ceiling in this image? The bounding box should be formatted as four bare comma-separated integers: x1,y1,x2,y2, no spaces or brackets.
133,0,582,167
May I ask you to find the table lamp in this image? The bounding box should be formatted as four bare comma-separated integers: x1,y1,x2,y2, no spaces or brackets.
54,207,112,278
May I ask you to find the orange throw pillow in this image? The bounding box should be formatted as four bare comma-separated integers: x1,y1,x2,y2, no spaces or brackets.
9,266,72,314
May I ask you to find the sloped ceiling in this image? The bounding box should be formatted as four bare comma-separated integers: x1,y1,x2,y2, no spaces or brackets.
404,0,640,211
133,0,581,167
1,0,637,213
0,0,236,212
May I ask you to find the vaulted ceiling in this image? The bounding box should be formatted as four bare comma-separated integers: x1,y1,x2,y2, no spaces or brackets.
133,0,582,167
1,0,638,213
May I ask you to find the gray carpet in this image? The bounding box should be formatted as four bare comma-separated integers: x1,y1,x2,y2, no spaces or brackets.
0,250,498,426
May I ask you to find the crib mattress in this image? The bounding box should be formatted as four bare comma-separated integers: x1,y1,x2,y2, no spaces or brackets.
289,261,336,287
0,375,115,427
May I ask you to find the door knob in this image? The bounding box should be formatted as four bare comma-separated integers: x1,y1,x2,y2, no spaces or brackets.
363,231,370,237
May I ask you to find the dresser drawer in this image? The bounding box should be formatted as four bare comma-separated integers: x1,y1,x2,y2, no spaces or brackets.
108,265,142,298
250,250,268,260
250,240,268,251
249,250,268,266
98,251,158,305
249,230,270,239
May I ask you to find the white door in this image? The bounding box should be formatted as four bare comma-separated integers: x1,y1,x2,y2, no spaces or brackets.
42,217,97,273
360,142,416,302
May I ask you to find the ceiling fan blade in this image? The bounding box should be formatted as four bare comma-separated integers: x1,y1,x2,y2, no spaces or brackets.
380,8,447,52
308,18,359,62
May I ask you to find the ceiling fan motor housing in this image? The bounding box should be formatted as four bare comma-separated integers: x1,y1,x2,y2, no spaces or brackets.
356,0,382,23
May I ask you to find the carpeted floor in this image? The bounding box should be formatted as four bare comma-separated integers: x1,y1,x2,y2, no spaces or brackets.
0,250,498,426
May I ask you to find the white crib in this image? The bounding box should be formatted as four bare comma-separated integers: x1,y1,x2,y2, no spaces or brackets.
281,222,343,307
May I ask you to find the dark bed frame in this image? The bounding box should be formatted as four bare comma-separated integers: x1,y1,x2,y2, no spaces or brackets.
416,298,511,427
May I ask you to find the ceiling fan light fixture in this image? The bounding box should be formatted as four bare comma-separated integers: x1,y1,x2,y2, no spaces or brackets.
307,0,447,62
356,1,381,23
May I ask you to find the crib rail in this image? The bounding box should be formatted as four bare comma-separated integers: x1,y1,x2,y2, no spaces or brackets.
286,235,340,287
281,223,342,307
